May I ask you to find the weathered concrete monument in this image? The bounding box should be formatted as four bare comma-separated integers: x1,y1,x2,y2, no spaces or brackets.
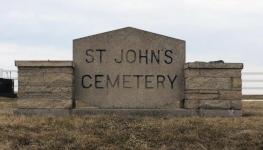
14,27,243,117
73,27,185,109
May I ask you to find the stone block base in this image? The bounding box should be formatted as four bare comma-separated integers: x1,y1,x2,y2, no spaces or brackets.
14,108,242,117
199,109,242,117
17,99,72,109
184,61,243,117
71,108,197,117
14,108,70,116
184,100,242,110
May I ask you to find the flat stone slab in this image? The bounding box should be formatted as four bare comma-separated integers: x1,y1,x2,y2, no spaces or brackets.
17,99,72,109
199,109,242,117
72,108,197,117
14,108,71,117
15,61,74,67
185,62,243,69
13,108,242,117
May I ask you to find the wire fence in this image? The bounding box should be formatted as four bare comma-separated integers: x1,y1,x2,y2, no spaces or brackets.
242,72,263,100
242,72,263,92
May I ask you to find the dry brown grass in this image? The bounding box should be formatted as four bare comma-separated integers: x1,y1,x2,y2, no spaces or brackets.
243,100,263,117
0,99,262,150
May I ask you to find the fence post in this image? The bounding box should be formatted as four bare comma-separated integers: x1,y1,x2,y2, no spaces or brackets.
0,69,2,78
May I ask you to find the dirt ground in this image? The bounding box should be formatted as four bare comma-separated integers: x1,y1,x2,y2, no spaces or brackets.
0,99,262,150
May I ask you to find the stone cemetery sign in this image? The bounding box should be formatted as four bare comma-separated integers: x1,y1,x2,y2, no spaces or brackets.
73,27,185,108
14,27,243,117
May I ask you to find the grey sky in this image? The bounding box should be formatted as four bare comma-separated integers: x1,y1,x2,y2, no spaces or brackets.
0,0,263,72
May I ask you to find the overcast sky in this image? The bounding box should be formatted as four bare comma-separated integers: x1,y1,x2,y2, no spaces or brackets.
0,0,263,71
